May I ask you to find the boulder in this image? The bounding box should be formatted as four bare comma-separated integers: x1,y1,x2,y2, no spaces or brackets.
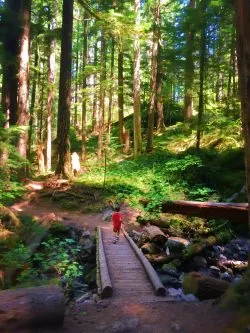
165,237,190,252
159,274,181,288
80,237,94,254
161,264,180,278
190,255,207,271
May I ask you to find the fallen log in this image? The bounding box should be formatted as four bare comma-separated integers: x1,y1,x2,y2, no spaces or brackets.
143,225,168,244
222,260,248,273
140,199,248,223
122,227,166,296
97,227,113,298
0,285,65,332
145,253,181,265
183,272,230,300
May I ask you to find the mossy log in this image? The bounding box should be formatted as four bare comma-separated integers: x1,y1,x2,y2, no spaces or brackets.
184,236,220,258
0,285,65,332
145,253,181,265
183,272,230,300
140,199,248,223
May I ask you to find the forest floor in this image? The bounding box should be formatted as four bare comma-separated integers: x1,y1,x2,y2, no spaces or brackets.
11,184,245,333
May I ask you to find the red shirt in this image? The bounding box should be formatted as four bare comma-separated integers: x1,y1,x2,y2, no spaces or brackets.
112,212,122,229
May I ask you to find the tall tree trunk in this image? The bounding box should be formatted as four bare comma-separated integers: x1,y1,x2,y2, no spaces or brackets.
81,12,88,161
97,32,106,160
16,0,31,159
133,0,142,155
27,44,38,159
1,0,21,128
91,41,98,135
46,1,57,171
146,0,161,153
55,0,74,177
118,41,125,150
38,59,45,143
183,0,196,122
74,16,80,130
233,0,250,266
107,38,115,145
196,0,208,150
156,42,165,132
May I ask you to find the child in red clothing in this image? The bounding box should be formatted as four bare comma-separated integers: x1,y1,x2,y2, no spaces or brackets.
112,206,123,243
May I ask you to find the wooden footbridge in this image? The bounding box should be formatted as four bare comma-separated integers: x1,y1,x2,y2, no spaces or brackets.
96,225,166,300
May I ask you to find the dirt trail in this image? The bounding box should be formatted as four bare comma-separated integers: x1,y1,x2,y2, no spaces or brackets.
10,186,240,333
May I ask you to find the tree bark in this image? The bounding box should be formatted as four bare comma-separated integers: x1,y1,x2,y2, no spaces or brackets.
183,0,196,121
133,0,142,155
118,41,125,150
141,199,248,223
55,0,74,177
107,38,115,145
196,0,208,150
183,0,196,122
46,1,57,171
233,0,250,267
146,0,161,152
97,32,106,160
156,42,165,132
91,41,98,135
74,15,80,130
16,0,31,159
1,0,21,128
81,11,88,161
27,44,38,159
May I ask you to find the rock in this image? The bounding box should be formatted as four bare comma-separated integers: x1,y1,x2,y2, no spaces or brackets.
209,266,221,279
98,318,140,333
161,264,180,278
191,256,207,271
221,272,232,282
181,293,198,302
232,276,242,284
167,288,183,297
81,230,91,238
79,237,94,254
165,237,190,252
171,323,181,332
131,230,141,239
159,274,181,288
76,292,91,303
141,242,160,254
219,254,227,262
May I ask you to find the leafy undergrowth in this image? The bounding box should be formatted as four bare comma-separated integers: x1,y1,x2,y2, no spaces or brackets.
74,114,245,215
0,214,96,299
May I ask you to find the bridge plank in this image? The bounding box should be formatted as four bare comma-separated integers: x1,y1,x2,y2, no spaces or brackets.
100,226,158,299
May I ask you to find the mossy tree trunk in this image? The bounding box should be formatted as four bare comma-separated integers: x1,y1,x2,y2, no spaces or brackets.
55,0,73,178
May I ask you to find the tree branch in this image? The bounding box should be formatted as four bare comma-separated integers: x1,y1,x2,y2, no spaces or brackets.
77,0,101,20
